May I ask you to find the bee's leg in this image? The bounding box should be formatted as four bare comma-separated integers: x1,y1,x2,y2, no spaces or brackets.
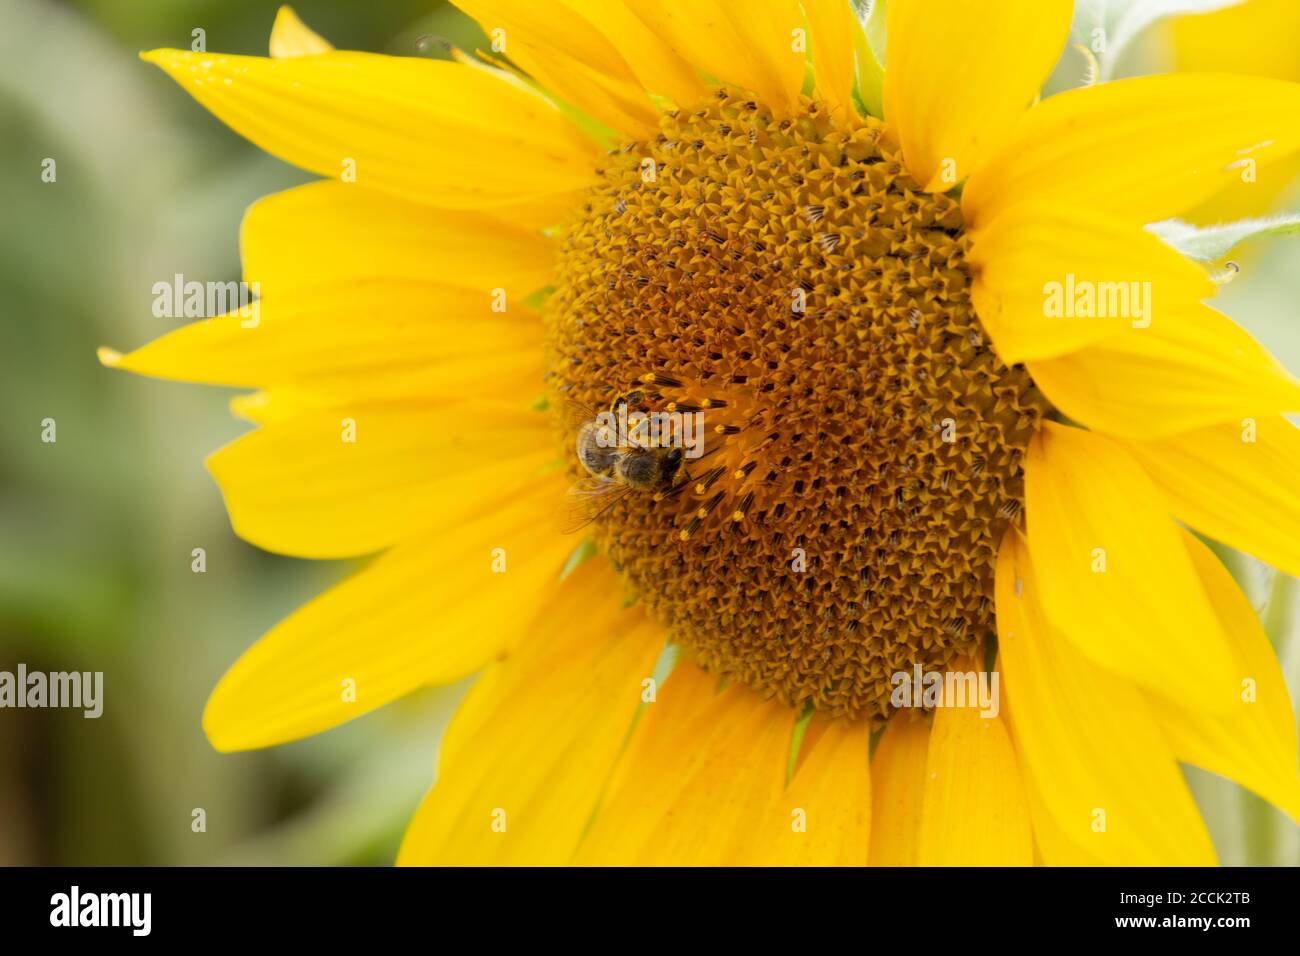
656,481,690,502
653,470,691,502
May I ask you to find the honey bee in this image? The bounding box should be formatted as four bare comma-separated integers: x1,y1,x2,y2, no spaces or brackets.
558,399,690,534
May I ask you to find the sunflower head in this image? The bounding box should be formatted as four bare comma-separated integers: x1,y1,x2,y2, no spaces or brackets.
550,85,1048,718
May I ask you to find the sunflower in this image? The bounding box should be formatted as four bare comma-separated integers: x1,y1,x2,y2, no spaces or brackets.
100,1,1300,866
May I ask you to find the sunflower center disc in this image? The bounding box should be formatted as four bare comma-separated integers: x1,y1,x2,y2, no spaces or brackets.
546,90,1050,721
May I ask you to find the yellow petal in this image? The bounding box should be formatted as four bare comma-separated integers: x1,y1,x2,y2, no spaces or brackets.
1023,775,1105,866
884,0,1072,191
918,682,1033,866
995,529,1218,865
562,0,709,109
1024,423,1238,710
1165,0,1300,224
625,0,805,112
269,6,332,57
476,190,587,231
241,180,556,297
208,398,556,558
140,48,596,209
453,0,661,136
228,388,320,426
399,560,665,865
803,0,858,120
1121,418,1300,580
964,73,1300,228
766,716,871,865
575,665,867,866
868,715,929,866
967,203,1214,363
1170,0,1300,84
99,281,545,403
1145,532,1300,822
1184,152,1300,226
203,481,572,751
1027,305,1300,438
574,664,795,864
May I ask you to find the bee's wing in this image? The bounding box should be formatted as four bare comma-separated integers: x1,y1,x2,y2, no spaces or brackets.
559,398,599,434
556,475,631,535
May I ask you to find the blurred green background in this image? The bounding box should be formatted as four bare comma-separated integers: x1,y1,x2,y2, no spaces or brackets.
0,0,1298,865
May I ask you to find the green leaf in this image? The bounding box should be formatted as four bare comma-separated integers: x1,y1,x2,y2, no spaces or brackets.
651,642,680,687
1147,214,1300,261
852,0,886,119
785,700,816,785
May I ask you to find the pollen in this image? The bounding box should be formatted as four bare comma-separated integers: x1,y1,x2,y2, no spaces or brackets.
546,89,1050,722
